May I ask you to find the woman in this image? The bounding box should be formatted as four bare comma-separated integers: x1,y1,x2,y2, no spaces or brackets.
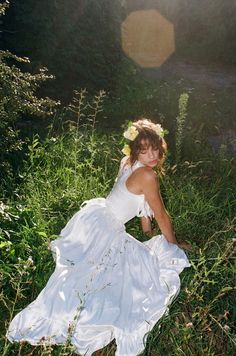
7,118,191,355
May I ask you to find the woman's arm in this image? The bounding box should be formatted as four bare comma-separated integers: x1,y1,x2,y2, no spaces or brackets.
140,216,152,233
139,168,178,244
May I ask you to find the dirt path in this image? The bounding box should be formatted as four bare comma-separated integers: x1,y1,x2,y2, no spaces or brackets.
144,61,236,89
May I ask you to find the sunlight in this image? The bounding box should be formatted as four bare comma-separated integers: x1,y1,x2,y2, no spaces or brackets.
121,9,175,68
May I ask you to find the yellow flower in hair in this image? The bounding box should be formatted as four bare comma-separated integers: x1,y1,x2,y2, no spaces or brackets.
123,125,139,141
122,144,131,156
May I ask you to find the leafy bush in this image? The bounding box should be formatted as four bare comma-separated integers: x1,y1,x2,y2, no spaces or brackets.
1,0,122,101
0,2,59,186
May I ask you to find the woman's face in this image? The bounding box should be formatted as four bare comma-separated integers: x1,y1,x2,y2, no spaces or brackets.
137,140,159,168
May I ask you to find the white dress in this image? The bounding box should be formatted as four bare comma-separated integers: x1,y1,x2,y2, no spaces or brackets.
7,159,190,356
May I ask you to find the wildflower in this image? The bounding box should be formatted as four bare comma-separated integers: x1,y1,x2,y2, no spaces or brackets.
223,324,230,331
186,322,193,328
154,124,164,137
28,256,34,264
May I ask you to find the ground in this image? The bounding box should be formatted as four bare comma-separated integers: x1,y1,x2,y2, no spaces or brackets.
144,60,236,89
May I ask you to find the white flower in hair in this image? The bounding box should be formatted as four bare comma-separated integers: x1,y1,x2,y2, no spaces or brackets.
123,125,139,141
154,124,164,137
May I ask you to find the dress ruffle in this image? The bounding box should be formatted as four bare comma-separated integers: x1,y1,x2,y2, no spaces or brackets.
136,196,154,219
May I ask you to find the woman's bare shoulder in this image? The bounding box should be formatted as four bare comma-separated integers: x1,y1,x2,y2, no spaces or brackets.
132,167,157,183
127,166,159,194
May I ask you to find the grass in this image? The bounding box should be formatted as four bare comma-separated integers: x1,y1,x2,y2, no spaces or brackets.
0,122,235,355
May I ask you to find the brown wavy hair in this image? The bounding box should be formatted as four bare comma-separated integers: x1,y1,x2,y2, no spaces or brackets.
128,119,167,175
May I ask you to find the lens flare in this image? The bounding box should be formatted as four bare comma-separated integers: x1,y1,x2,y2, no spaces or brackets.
121,9,175,68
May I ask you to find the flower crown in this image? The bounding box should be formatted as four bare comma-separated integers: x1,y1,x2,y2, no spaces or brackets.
121,122,165,156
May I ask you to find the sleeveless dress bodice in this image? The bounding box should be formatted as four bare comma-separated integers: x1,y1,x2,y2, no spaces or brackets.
106,159,154,224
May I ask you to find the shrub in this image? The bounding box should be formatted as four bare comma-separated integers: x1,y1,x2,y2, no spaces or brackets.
0,2,59,186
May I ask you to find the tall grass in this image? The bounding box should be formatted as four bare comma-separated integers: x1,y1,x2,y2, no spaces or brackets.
175,93,189,163
0,121,235,355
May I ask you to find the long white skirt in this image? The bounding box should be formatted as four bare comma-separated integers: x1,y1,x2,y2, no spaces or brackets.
7,198,190,356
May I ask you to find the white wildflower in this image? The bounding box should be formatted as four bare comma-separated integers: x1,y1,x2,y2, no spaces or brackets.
186,322,193,328
154,124,164,137
223,324,230,331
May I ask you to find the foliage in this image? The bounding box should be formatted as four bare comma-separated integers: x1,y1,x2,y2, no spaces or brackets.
0,2,59,185
0,2,235,354
1,0,122,102
143,158,236,355
0,119,235,354
0,1,9,15
102,55,235,160
2,1,235,141
173,0,236,64
1,0,235,107
67,88,107,131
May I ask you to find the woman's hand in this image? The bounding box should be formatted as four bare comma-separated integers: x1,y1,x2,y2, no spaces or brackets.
177,241,193,252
